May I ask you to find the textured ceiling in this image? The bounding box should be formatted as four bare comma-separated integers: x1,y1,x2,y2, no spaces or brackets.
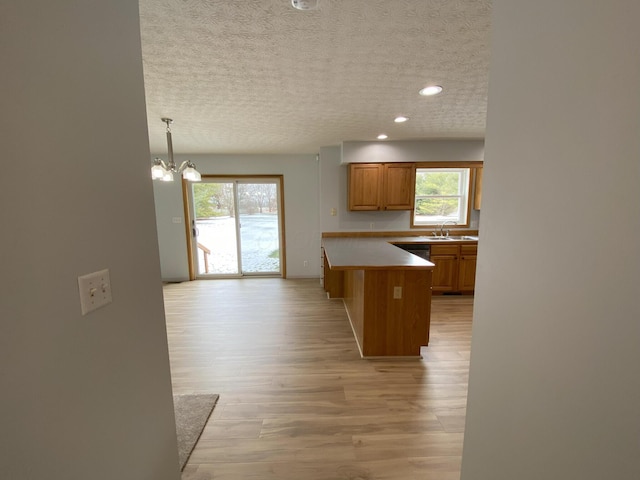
139,0,491,154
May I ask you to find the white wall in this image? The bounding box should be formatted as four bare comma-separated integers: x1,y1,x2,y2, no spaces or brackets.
461,1,640,479
320,141,483,233
0,2,180,479
153,180,191,281
153,154,320,280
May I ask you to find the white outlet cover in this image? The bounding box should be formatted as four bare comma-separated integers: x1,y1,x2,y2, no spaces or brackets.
78,269,112,315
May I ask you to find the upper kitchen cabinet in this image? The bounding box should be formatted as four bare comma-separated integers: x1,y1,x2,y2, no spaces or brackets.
348,163,415,211
348,163,383,210
383,163,416,210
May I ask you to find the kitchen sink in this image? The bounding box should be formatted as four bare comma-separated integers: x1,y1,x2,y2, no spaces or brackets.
430,235,479,241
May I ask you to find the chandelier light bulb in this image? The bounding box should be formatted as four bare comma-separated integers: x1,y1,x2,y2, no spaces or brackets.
151,160,166,179
183,165,201,182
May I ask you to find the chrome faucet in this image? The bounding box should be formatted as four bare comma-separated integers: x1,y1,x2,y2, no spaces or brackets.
440,220,458,237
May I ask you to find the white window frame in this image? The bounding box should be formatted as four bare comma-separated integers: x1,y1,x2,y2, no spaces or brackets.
412,167,472,228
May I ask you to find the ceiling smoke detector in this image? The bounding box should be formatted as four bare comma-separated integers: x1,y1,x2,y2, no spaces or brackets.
291,0,319,10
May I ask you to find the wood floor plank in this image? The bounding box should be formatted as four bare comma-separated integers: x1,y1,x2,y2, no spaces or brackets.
183,456,461,480
163,279,473,479
258,412,443,438
352,432,465,461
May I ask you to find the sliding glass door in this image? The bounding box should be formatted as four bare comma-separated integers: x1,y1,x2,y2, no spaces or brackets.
188,176,284,278
236,182,281,274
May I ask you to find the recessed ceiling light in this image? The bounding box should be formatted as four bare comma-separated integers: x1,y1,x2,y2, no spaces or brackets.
419,85,443,96
394,116,409,123
291,0,320,10
377,134,388,140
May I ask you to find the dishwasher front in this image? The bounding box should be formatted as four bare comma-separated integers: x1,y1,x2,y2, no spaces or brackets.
393,243,431,261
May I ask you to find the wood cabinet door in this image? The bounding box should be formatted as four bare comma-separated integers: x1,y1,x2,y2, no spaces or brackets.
348,163,383,210
382,163,415,210
458,254,477,291
431,244,459,292
431,255,458,292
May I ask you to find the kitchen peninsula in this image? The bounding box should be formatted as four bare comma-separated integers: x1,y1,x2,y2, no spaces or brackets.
322,234,479,358
322,236,435,358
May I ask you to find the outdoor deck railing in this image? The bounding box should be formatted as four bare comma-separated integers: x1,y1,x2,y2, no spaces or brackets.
197,242,211,273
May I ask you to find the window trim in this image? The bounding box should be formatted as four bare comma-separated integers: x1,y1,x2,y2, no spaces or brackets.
410,161,482,229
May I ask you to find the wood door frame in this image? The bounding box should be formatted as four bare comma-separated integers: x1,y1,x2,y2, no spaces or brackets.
182,174,287,280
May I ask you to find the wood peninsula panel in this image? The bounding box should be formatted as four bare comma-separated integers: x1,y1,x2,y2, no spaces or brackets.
323,252,344,298
363,269,431,356
343,270,365,353
341,268,431,357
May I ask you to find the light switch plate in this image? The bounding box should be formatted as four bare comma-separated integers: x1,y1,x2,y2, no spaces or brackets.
78,269,112,315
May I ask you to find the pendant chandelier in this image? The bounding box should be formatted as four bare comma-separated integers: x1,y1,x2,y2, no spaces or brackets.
151,118,201,182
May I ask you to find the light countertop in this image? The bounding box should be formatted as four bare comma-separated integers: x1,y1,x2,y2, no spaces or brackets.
322,235,478,270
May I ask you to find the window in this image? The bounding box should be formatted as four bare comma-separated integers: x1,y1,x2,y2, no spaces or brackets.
413,167,471,227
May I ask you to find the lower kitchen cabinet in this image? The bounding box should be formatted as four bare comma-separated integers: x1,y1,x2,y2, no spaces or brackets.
431,243,478,293
457,245,478,291
430,245,459,292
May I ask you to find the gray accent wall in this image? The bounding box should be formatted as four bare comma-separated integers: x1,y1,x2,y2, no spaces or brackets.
461,0,640,479
1,2,180,479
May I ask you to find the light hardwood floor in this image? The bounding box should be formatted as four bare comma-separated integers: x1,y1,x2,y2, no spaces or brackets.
163,278,473,480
